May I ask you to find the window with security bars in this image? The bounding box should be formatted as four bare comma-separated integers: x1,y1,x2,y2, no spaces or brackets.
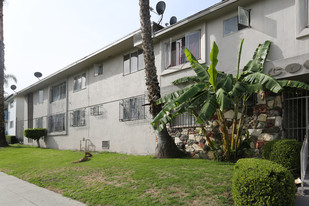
90,105,103,116
170,112,199,128
102,141,110,149
71,109,86,127
48,113,65,133
119,96,145,121
283,90,309,142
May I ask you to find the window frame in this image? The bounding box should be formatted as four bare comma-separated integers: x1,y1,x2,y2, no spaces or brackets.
119,95,145,121
9,120,14,128
36,117,43,128
73,73,86,92
94,64,103,77
48,113,66,133
223,7,250,37
70,109,86,127
165,30,201,69
38,90,44,104
90,105,103,116
50,82,66,103
123,49,145,75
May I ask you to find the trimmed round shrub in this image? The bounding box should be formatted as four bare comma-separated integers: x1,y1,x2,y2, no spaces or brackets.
270,139,301,178
262,139,279,159
24,128,47,147
232,158,295,206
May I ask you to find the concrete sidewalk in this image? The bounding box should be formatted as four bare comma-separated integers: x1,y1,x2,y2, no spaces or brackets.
0,172,86,206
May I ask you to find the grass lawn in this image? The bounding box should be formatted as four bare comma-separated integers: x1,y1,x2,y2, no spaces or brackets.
0,145,234,206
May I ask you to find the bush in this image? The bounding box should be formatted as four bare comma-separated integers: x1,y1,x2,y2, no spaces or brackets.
270,139,301,178
262,139,279,159
232,158,295,206
5,135,18,144
24,128,47,147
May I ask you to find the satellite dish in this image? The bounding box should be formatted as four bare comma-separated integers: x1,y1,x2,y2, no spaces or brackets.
170,16,177,25
156,1,166,15
10,85,16,91
34,72,42,78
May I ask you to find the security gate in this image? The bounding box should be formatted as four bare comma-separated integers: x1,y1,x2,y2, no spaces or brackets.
283,91,309,142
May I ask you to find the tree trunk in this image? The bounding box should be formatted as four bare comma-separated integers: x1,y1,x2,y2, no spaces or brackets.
0,0,8,147
36,139,40,148
139,0,185,158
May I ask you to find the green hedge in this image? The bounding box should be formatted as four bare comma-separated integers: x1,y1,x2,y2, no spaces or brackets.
232,158,295,206
262,139,278,159
5,135,18,144
24,128,47,140
270,139,301,178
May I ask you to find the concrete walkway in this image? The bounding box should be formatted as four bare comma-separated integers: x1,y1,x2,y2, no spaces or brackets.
0,172,86,206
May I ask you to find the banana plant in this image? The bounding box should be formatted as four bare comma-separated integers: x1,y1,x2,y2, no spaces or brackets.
152,40,309,161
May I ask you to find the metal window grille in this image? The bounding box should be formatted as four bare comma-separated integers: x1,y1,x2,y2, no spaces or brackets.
283,90,309,142
170,112,199,128
90,105,103,116
119,95,145,121
35,117,43,128
70,109,86,127
102,141,110,149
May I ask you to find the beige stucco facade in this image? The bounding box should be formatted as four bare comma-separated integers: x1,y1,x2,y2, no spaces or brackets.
19,0,309,154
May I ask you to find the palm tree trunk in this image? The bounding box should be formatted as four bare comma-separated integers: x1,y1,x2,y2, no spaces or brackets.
139,0,185,158
0,0,8,147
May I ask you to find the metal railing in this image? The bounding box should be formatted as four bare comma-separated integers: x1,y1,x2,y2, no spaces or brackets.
301,136,308,195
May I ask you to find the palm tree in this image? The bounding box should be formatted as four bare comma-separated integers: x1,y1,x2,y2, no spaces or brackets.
0,0,8,147
152,40,309,161
139,0,185,158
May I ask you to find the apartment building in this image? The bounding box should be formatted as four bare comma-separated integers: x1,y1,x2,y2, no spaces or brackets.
17,0,309,154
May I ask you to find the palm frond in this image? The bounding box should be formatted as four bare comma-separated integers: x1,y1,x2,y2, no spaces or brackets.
172,76,199,85
185,48,209,82
244,72,282,93
278,80,309,90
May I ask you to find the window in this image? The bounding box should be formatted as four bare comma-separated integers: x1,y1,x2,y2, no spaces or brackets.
119,96,145,121
94,64,103,76
51,82,66,102
123,49,145,75
36,117,43,128
9,100,14,108
90,105,103,116
73,73,86,92
296,0,309,38
102,141,110,149
70,109,86,127
223,7,250,36
38,90,44,104
170,113,199,128
48,113,65,133
27,138,33,143
166,31,200,68
9,121,14,128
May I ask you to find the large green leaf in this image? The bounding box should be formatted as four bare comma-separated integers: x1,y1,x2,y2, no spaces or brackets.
172,76,200,85
244,72,282,93
246,83,263,94
156,84,194,104
208,42,219,90
228,81,247,97
236,39,244,79
242,40,271,73
198,94,218,123
217,74,233,92
174,83,206,106
278,80,309,90
216,88,232,111
185,49,209,82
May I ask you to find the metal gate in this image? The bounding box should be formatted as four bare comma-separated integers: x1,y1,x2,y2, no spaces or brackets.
283,91,309,142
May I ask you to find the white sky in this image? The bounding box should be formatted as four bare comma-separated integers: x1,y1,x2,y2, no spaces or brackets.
4,0,220,94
